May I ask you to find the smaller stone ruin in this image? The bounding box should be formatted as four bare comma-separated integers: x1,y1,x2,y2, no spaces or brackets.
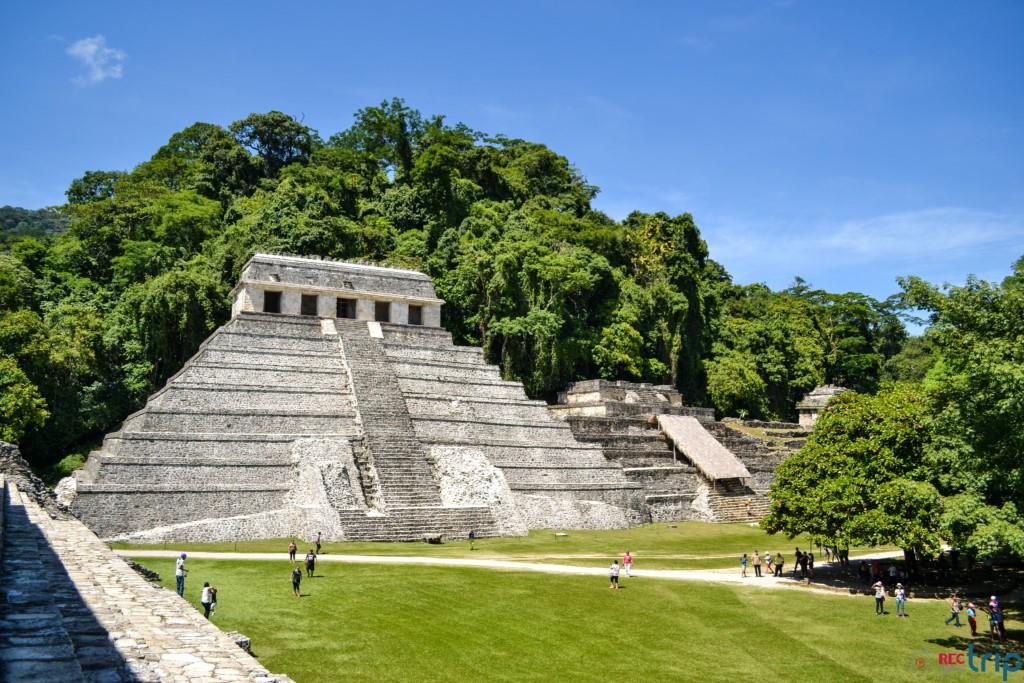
796,385,850,428
551,380,808,523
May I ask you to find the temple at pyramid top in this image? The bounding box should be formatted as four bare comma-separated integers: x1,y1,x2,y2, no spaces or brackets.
231,253,443,326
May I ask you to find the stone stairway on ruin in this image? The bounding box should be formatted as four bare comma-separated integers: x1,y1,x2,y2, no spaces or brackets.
334,320,498,538
706,479,771,523
336,321,445,509
563,415,701,521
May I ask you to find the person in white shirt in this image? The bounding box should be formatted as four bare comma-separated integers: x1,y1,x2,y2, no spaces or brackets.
872,580,886,615
175,553,188,597
609,560,620,590
200,582,213,618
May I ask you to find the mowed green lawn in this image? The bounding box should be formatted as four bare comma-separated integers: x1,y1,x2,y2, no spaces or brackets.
116,522,889,570
135,558,1011,682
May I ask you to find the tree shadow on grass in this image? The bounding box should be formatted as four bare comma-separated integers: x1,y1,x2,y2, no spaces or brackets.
926,631,1022,653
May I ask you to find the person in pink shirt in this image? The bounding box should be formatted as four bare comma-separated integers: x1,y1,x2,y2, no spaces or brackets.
623,551,633,578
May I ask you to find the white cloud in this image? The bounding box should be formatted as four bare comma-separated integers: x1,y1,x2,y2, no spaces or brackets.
703,206,1024,293
66,35,125,85
821,208,1022,256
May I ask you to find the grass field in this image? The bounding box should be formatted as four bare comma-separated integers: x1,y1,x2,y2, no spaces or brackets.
115,522,891,570
134,557,1017,683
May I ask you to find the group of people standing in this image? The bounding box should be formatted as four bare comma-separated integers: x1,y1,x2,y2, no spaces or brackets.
740,550,794,578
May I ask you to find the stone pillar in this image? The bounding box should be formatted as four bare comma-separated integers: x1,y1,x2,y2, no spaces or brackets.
249,288,266,314
391,301,409,325
281,291,300,315
317,294,334,318
355,299,376,321
423,304,442,328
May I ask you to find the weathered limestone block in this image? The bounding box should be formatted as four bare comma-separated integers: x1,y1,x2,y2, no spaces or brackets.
427,446,526,536
512,492,634,529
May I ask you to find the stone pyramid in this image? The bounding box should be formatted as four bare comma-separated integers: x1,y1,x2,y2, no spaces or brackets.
66,254,641,542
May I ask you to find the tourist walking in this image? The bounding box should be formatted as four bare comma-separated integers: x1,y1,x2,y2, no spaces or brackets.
944,595,962,627
315,532,322,555
966,602,977,635
209,586,218,615
794,549,803,578
741,553,748,578
288,541,297,561
753,551,762,577
806,552,814,581
305,550,316,578
764,552,773,575
623,551,633,577
175,553,188,597
774,553,784,577
609,560,620,590
895,583,907,618
798,552,809,579
469,529,476,551
200,582,213,619
292,566,302,597
872,580,885,615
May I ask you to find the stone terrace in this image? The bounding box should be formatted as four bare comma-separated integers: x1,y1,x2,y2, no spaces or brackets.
0,476,293,682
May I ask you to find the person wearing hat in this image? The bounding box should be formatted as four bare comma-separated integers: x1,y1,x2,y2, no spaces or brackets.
175,552,188,597
895,583,907,618
966,602,978,635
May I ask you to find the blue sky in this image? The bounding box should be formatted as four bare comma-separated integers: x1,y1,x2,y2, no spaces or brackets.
1,1,1022,303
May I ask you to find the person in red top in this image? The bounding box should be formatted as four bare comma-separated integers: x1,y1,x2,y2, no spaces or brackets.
623,551,633,578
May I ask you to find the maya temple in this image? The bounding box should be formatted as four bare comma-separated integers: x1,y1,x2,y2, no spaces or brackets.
62,254,814,542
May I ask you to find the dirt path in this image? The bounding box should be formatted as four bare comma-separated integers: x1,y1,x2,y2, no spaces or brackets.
117,549,905,598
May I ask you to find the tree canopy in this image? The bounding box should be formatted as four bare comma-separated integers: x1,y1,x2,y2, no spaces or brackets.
765,261,1024,561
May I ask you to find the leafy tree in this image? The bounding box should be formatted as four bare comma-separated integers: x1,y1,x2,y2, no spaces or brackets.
0,254,36,310
229,111,320,178
902,258,1024,514
0,357,49,443
66,170,125,205
762,385,940,557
